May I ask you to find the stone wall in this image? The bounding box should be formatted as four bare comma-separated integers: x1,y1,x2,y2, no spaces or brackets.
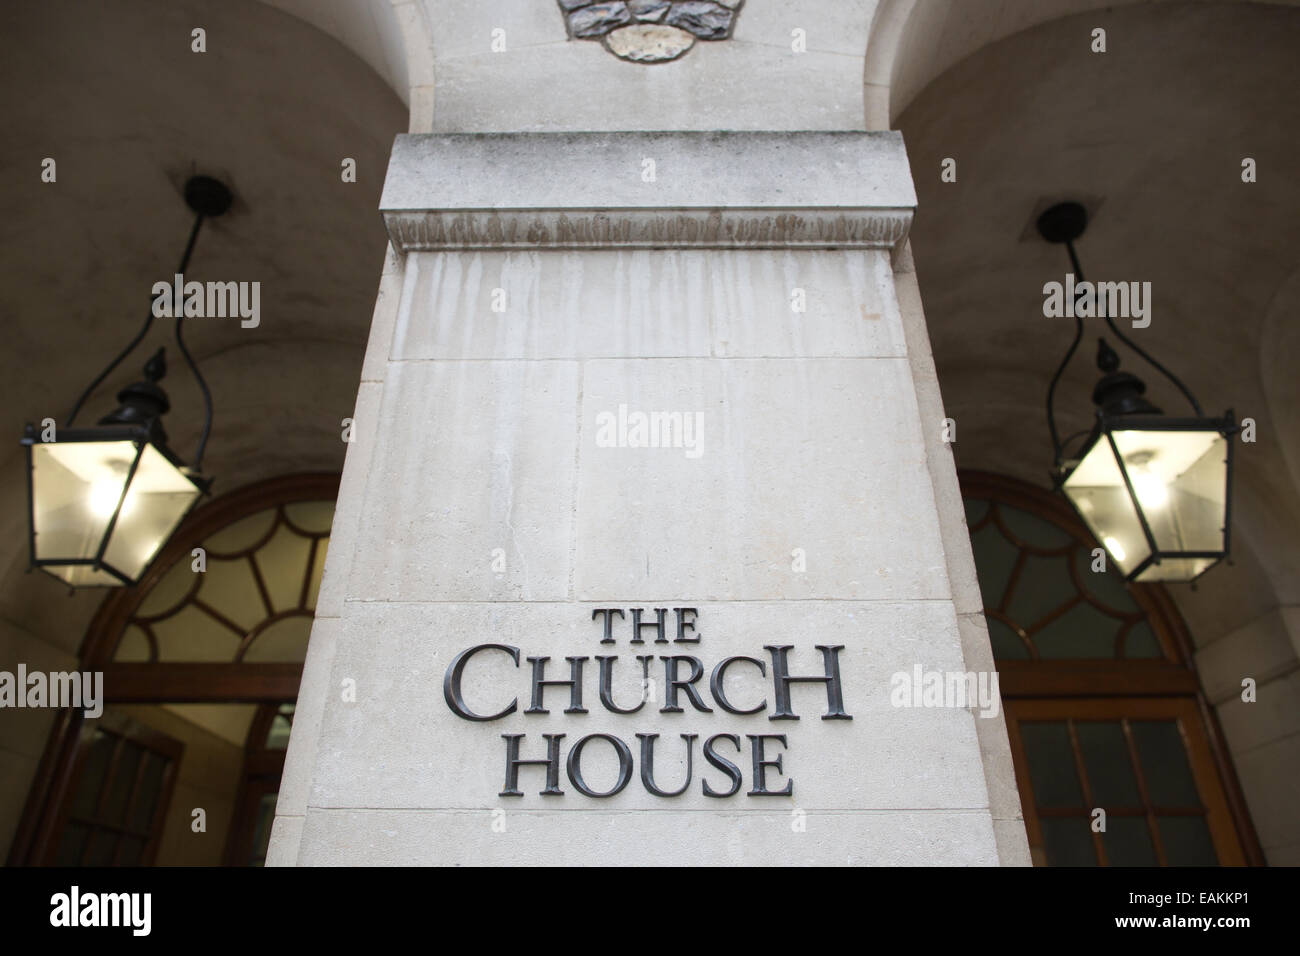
269,130,1026,865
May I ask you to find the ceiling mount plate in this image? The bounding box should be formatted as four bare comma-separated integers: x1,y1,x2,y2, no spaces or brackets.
1036,200,1087,244
184,175,233,218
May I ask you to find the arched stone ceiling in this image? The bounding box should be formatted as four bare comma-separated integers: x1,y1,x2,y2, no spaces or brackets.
870,0,1300,126
256,0,424,109
1260,268,1300,504
0,0,406,650
897,1,1300,632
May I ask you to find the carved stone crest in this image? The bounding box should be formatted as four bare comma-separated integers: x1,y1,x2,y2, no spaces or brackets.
557,1,744,63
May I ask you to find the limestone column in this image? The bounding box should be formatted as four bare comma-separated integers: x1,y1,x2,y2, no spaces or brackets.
268,130,1027,865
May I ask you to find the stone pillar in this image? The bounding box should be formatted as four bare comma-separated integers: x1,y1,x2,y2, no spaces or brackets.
269,130,1026,865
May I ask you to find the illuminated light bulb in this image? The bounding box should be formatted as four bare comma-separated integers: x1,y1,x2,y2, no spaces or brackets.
89,479,134,519
1103,536,1127,563
1131,470,1168,509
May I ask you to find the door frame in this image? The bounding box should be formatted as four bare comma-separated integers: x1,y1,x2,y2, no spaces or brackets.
222,702,290,866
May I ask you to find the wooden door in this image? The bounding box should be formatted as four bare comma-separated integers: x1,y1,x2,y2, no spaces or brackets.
1006,697,1246,866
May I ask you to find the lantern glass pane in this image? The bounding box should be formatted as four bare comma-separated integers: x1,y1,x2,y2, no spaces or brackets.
31,439,139,570
1111,429,1227,556
101,442,202,582
1062,437,1150,576
54,565,126,587
1134,556,1219,582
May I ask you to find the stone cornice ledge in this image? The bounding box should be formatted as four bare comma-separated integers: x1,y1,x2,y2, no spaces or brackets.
380,131,916,252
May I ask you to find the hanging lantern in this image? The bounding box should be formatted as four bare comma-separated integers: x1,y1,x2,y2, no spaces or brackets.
20,175,231,587
1038,201,1235,582
1059,341,1233,582
23,350,208,586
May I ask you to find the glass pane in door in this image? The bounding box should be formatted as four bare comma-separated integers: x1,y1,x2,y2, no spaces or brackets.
1008,700,1237,866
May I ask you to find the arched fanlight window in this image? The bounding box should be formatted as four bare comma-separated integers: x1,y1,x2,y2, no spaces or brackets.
79,473,339,681
966,488,1169,662
111,498,332,665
